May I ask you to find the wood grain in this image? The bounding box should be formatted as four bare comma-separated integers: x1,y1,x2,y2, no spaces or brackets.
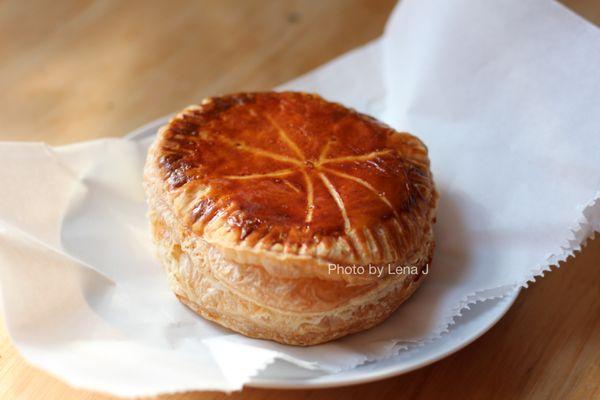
0,0,598,399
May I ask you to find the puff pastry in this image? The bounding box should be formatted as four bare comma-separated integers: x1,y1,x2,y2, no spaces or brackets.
143,92,437,346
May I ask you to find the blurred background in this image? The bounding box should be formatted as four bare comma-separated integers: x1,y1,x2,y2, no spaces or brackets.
0,0,597,145
0,0,395,144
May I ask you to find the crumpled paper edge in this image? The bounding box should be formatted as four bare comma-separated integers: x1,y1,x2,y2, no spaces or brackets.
2,38,599,400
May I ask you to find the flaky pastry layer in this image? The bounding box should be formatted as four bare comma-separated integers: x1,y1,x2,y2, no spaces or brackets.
146,184,432,345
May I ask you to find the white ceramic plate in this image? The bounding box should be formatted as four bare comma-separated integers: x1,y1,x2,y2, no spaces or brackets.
127,118,520,390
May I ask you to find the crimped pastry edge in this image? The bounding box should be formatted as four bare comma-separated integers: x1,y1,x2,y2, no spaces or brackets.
142,93,438,345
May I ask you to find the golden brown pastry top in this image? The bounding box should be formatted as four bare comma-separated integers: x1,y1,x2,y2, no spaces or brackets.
151,92,436,281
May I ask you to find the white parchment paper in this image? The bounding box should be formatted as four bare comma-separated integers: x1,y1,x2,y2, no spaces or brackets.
1,0,599,396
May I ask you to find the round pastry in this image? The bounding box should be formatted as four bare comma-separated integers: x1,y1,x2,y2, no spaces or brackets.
143,92,437,346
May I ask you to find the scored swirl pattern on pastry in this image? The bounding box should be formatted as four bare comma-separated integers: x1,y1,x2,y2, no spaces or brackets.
157,92,434,246
222,113,399,231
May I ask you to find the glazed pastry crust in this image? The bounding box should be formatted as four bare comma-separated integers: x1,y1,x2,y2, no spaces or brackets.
144,92,437,345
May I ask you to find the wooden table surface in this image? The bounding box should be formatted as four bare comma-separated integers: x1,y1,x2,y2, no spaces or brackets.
0,1,598,399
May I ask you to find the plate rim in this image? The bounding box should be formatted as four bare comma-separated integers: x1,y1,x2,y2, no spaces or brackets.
246,291,519,389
